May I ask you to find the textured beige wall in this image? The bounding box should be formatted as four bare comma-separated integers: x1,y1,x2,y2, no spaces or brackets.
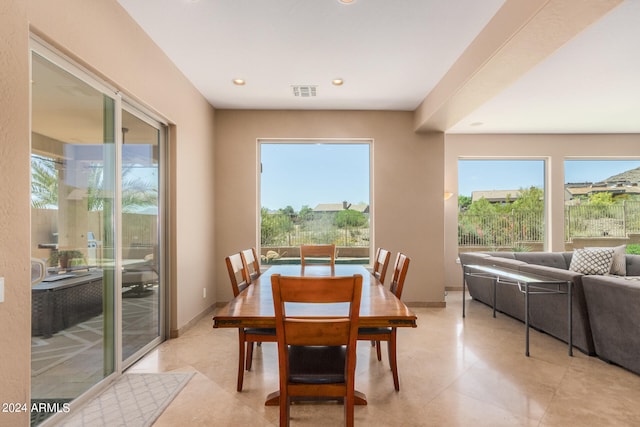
444,133,640,289
214,110,445,305
1,0,216,417
0,1,31,425
27,0,218,332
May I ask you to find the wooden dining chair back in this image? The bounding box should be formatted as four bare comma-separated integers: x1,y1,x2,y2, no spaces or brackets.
358,252,410,391
271,273,363,427
225,252,250,297
372,247,391,284
300,244,336,266
241,247,261,282
389,252,410,299
225,251,276,391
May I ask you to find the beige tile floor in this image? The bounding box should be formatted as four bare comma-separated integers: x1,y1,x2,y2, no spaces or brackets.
128,291,640,426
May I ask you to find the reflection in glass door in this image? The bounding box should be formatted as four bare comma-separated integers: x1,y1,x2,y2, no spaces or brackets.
30,46,166,425
121,109,163,363
30,52,116,420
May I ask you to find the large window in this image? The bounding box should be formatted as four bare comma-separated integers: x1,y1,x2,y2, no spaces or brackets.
565,159,640,251
458,159,546,252
259,141,371,264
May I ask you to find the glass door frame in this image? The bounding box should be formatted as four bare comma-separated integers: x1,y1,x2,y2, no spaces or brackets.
30,36,169,420
120,101,168,368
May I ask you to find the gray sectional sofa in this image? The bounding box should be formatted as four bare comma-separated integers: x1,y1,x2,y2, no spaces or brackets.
582,274,640,375
459,250,640,375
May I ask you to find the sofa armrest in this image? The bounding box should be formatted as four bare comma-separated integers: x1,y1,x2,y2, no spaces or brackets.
582,275,640,374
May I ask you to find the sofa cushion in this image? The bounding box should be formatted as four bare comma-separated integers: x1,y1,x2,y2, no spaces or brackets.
486,252,516,259
486,257,528,270
569,248,614,275
458,252,491,267
625,254,640,276
562,252,574,267
587,245,626,276
519,263,583,283
513,252,569,270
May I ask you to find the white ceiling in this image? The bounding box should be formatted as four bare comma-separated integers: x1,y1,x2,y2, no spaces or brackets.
117,0,640,134
449,0,640,134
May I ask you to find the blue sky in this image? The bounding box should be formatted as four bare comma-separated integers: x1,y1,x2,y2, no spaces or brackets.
259,145,640,207
458,159,640,197
261,143,370,211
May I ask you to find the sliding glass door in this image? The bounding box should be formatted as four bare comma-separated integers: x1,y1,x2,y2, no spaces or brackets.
30,45,166,425
121,108,163,363
30,51,117,418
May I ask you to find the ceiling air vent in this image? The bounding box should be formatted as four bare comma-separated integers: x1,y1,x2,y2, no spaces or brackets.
292,85,317,97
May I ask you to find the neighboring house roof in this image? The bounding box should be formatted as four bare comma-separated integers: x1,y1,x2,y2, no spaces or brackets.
566,184,640,197
314,203,345,212
472,183,640,205
471,190,522,203
350,203,369,213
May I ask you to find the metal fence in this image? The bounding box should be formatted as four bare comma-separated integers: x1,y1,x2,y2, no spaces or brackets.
459,201,640,247
261,212,370,247
564,201,640,239
458,211,544,247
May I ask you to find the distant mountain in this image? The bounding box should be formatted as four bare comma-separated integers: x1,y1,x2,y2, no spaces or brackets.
605,167,640,183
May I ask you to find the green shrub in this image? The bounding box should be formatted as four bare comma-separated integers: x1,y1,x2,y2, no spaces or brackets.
626,244,640,255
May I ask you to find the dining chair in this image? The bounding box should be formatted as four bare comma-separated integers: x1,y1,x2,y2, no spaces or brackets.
241,247,261,282
372,247,391,284
225,252,276,392
241,247,268,360
271,273,362,427
225,252,250,297
358,252,410,391
368,248,391,350
300,244,336,266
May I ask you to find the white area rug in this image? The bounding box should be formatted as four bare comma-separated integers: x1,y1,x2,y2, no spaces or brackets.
60,372,194,427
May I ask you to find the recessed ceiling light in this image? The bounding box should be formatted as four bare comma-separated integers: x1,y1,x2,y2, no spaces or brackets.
232,79,246,86
338,0,356,4
332,79,344,86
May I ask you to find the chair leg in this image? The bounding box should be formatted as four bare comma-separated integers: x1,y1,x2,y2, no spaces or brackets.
237,331,245,392
388,330,399,391
246,342,254,371
375,341,382,361
280,395,290,427
345,393,355,427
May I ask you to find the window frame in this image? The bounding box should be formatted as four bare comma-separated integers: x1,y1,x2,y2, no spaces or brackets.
257,138,374,264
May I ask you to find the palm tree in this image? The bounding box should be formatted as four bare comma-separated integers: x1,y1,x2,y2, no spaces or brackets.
31,155,59,208
31,155,157,212
86,163,158,212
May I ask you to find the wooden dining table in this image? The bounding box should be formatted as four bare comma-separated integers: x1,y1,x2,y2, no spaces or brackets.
213,264,418,405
